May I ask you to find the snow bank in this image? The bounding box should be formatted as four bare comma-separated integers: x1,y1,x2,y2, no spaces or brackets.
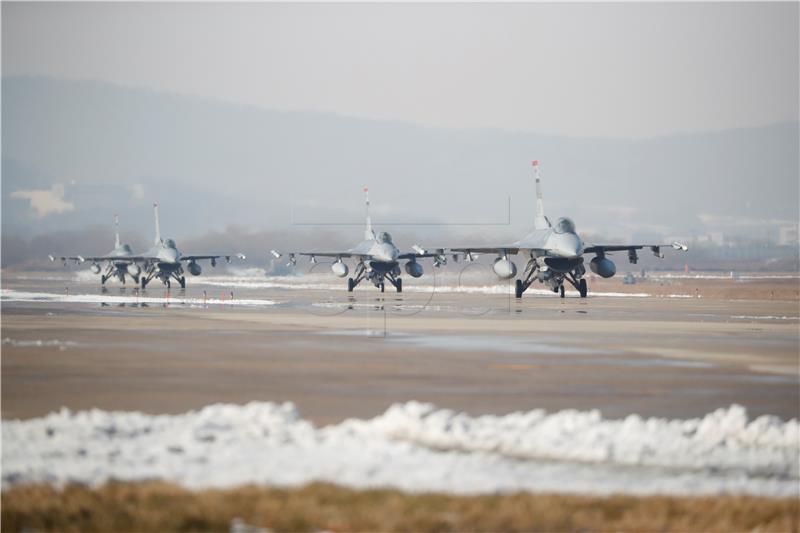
3,402,797,497
731,315,799,321
2,338,77,349
0,289,276,308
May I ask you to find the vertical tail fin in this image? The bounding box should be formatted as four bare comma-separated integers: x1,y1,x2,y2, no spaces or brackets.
363,186,375,240
114,214,121,249
532,160,550,230
153,202,162,245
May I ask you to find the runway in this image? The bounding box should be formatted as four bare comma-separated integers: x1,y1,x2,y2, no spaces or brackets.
2,269,798,423
2,269,798,497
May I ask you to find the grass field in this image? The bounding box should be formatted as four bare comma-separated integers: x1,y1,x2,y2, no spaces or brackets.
2,482,798,532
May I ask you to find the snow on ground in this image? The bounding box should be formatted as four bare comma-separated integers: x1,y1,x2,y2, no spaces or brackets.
0,289,276,308
652,273,800,280
731,315,800,321
1,338,77,349
3,402,797,497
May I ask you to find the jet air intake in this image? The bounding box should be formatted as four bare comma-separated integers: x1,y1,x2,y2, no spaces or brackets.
331,261,349,278
404,261,423,278
590,257,616,278
493,258,517,279
90,263,101,274
126,263,141,277
187,261,202,276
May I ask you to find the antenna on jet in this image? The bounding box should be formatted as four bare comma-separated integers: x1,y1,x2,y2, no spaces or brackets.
114,214,121,249
532,160,551,230
153,202,162,245
363,186,375,240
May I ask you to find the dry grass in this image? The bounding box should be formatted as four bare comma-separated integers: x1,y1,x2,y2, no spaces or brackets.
2,482,798,533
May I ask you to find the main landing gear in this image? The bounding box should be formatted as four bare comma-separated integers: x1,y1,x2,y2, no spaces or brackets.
563,273,588,298
514,259,588,299
100,270,127,287
100,263,116,286
140,269,186,289
346,262,402,293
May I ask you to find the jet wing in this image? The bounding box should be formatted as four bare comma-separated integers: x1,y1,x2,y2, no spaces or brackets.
49,254,137,264
181,254,246,262
584,242,688,257
398,245,448,260
448,247,521,255
297,252,367,259
271,251,371,266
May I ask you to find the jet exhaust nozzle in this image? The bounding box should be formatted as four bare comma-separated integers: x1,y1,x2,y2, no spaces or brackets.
405,261,424,278
187,261,202,276
331,262,349,278
493,258,517,279
590,257,616,278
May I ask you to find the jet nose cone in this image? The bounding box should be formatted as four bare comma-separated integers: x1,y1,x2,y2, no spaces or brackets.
375,244,398,262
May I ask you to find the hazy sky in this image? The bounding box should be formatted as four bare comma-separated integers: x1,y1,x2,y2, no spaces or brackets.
4,2,798,138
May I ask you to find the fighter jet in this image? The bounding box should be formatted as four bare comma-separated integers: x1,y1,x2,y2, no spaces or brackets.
49,215,143,285
274,188,445,292
128,203,245,289
450,161,688,298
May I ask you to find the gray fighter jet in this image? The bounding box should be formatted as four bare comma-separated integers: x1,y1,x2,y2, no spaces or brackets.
275,188,444,292
450,161,687,298
49,215,143,285
127,203,245,289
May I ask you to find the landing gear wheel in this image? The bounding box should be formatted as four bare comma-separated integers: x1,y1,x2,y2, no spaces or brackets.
380,282,385,293
141,277,148,289
396,278,402,293
559,285,565,298
179,276,186,289
515,279,524,299
579,279,588,298
100,275,107,285
166,280,171,289
347,278,355,292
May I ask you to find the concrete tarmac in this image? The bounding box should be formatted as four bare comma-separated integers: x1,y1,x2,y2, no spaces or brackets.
2,271,798,423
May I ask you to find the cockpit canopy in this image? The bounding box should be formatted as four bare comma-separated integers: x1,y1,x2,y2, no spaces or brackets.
377,231,393,244
164,238,177,249
120,244,133,253
553,217,576,235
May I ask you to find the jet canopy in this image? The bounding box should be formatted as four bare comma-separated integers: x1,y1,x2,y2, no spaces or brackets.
164,238,177,249
553,217,576,235
120,244,133,253
377,231,393,244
